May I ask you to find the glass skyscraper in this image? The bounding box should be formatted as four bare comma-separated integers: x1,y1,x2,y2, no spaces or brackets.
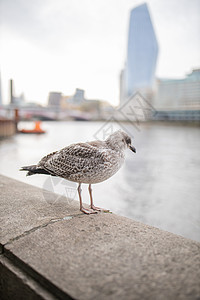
120,3,158,103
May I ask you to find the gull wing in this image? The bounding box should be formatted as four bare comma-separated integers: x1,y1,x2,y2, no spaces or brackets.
37,142,107,178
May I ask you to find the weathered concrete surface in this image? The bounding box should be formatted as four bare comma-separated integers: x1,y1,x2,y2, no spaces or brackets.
0,174,80,248
0,174,200,300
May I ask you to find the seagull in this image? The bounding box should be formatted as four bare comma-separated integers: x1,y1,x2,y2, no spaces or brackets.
20,130,136,214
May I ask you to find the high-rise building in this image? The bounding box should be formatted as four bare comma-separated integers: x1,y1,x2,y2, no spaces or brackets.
120,3,158,104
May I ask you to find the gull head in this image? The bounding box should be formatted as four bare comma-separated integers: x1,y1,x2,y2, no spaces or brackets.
105,130,136,153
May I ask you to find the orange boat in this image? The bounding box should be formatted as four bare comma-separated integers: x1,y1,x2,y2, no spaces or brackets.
19,121,46,134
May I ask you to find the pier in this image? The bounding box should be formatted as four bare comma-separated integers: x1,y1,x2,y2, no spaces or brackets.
0,174,200,300
0,120,16,138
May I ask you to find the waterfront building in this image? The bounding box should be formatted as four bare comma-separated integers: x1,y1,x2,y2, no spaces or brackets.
153,69,200,120
66,88,85,105
65,88,85,105
120,3,158,105
48,92,62,107
73,88,85,104
154,69,200,109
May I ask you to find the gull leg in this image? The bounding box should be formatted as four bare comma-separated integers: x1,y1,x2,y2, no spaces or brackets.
78,183,97,215
88,184,109,212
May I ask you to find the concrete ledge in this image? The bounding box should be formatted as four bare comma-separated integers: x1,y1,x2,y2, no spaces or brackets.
0,174,200,300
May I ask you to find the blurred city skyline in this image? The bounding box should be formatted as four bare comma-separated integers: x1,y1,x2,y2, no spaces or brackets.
0,0,200,106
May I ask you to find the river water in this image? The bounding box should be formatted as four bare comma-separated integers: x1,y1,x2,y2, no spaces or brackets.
0,121,199,242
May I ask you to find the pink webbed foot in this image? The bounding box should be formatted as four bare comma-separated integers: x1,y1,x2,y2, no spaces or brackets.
80,207,98,215
90,205,110,212
88,184,110,213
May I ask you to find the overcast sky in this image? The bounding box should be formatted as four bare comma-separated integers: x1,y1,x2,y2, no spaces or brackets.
0,0,200,105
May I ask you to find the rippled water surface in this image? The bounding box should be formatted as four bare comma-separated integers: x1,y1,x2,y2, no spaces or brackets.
0,121,200,241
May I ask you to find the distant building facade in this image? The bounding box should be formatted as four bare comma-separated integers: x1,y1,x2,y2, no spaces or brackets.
66,88,85,105
120,3,158,105
154,69,200,110
48,92,62,107
73,88,85,104
153,69,200,120
61,88,112,120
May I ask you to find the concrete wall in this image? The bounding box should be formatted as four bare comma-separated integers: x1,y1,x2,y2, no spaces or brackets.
0,174,200,300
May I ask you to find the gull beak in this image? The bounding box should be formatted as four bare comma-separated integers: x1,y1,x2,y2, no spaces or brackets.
128,144,136,153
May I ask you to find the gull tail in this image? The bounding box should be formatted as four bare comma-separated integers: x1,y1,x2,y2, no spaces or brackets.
20,165,52,176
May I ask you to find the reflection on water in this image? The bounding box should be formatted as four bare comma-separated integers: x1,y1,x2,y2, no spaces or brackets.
0,121,200,242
